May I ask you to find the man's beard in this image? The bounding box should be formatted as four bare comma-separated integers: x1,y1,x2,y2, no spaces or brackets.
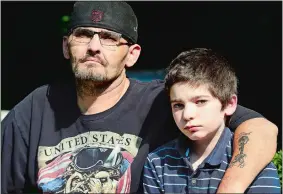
68,46,128,98
73,63,116,98
73,63,107,82
72,51,109,82
68,50,109,97
71,57,125,98
75,78,113,98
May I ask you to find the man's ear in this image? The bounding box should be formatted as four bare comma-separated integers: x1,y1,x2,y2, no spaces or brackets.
62,36,70,59
125,44,141,68
224,94,238,116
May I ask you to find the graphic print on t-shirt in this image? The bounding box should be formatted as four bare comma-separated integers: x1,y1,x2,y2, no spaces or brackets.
37,131,142,193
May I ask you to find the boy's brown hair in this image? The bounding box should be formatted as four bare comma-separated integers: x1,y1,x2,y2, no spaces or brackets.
165,48,238,109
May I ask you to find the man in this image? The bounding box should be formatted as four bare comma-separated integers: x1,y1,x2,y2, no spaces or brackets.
1,1,278,194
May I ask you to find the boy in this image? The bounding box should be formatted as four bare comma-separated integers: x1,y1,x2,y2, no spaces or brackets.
143,48,281,193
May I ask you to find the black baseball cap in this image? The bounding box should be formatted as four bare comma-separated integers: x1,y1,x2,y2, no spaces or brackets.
68,1,138,44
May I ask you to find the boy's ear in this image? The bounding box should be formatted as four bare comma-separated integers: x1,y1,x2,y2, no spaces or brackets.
224,94,238,116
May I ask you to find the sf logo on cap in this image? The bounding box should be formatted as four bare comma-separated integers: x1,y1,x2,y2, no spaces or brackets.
91,10,103,22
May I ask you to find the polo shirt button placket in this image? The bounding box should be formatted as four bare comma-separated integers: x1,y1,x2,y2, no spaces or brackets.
190,169,199,193
191,178,197,185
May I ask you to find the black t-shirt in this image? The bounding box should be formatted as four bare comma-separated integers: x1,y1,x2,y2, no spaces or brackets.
1,79,262,194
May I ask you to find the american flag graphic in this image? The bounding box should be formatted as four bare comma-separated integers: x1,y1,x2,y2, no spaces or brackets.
37,149,135,193
116,167,131,193
116,151,134,193
37,152,72,185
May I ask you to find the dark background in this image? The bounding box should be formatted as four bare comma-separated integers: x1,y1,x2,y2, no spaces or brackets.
2,1,282,148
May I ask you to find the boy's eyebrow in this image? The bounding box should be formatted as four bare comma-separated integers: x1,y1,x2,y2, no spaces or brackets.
170,99,182,103
192,95,211,99
170,95,211,103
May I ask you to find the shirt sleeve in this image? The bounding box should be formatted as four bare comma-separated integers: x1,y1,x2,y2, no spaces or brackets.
143,156,164,194
1,109,28,194
228,104,263,131
245,162,281,193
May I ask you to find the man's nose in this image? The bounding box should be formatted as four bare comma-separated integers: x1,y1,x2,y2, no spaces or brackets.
87,34,102,52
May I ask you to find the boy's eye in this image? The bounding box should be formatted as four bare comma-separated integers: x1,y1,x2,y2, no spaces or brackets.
196,100,207,105
172,103,184,109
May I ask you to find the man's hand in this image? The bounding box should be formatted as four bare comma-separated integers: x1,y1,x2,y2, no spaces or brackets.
217,118,278,193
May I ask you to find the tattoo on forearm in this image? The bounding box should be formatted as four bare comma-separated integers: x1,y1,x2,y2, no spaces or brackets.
229,132,252,168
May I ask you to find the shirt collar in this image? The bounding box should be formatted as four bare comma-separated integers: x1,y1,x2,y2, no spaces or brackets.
205,127,232,166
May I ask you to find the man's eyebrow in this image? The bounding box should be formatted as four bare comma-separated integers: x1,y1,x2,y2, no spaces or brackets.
75,28,114,33
74,28,93,32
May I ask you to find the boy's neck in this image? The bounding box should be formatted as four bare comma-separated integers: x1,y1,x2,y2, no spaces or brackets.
190,122,226,170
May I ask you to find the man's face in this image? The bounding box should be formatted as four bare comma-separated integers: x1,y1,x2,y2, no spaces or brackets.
63,27,131,83
170,82,233,141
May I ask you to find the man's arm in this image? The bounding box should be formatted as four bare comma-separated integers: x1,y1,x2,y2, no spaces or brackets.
217,105,278,193
1,110,28,194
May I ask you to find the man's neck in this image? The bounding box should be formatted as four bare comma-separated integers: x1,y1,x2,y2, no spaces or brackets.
190,123,226,170
76,73,130,115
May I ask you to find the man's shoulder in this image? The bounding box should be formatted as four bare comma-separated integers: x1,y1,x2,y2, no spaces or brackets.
13,84,49,109
12,81,75,114
129,78,168,101
2,84,51,131
130,78,165,92
30,84,50,98
127,79,169,110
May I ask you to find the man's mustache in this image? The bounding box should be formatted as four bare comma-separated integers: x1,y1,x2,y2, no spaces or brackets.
79,55,103,64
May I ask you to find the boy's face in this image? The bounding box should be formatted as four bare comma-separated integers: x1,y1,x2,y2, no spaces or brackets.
170,82,237,141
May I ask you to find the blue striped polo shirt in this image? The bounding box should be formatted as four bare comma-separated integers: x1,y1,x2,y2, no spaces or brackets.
143,127,281,193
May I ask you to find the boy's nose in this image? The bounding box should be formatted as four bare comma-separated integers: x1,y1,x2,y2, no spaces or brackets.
182,104,197,121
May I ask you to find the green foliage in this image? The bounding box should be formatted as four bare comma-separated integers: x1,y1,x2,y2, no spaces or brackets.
61,15,70,22
60,15,70,34
272,150,282,185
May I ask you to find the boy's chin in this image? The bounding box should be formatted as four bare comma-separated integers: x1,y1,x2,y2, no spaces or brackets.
188,136,204,141
183,132,206,141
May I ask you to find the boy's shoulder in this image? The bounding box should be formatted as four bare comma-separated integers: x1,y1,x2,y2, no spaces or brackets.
258,162,280,177
246,162,281,193
147,139,179,160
